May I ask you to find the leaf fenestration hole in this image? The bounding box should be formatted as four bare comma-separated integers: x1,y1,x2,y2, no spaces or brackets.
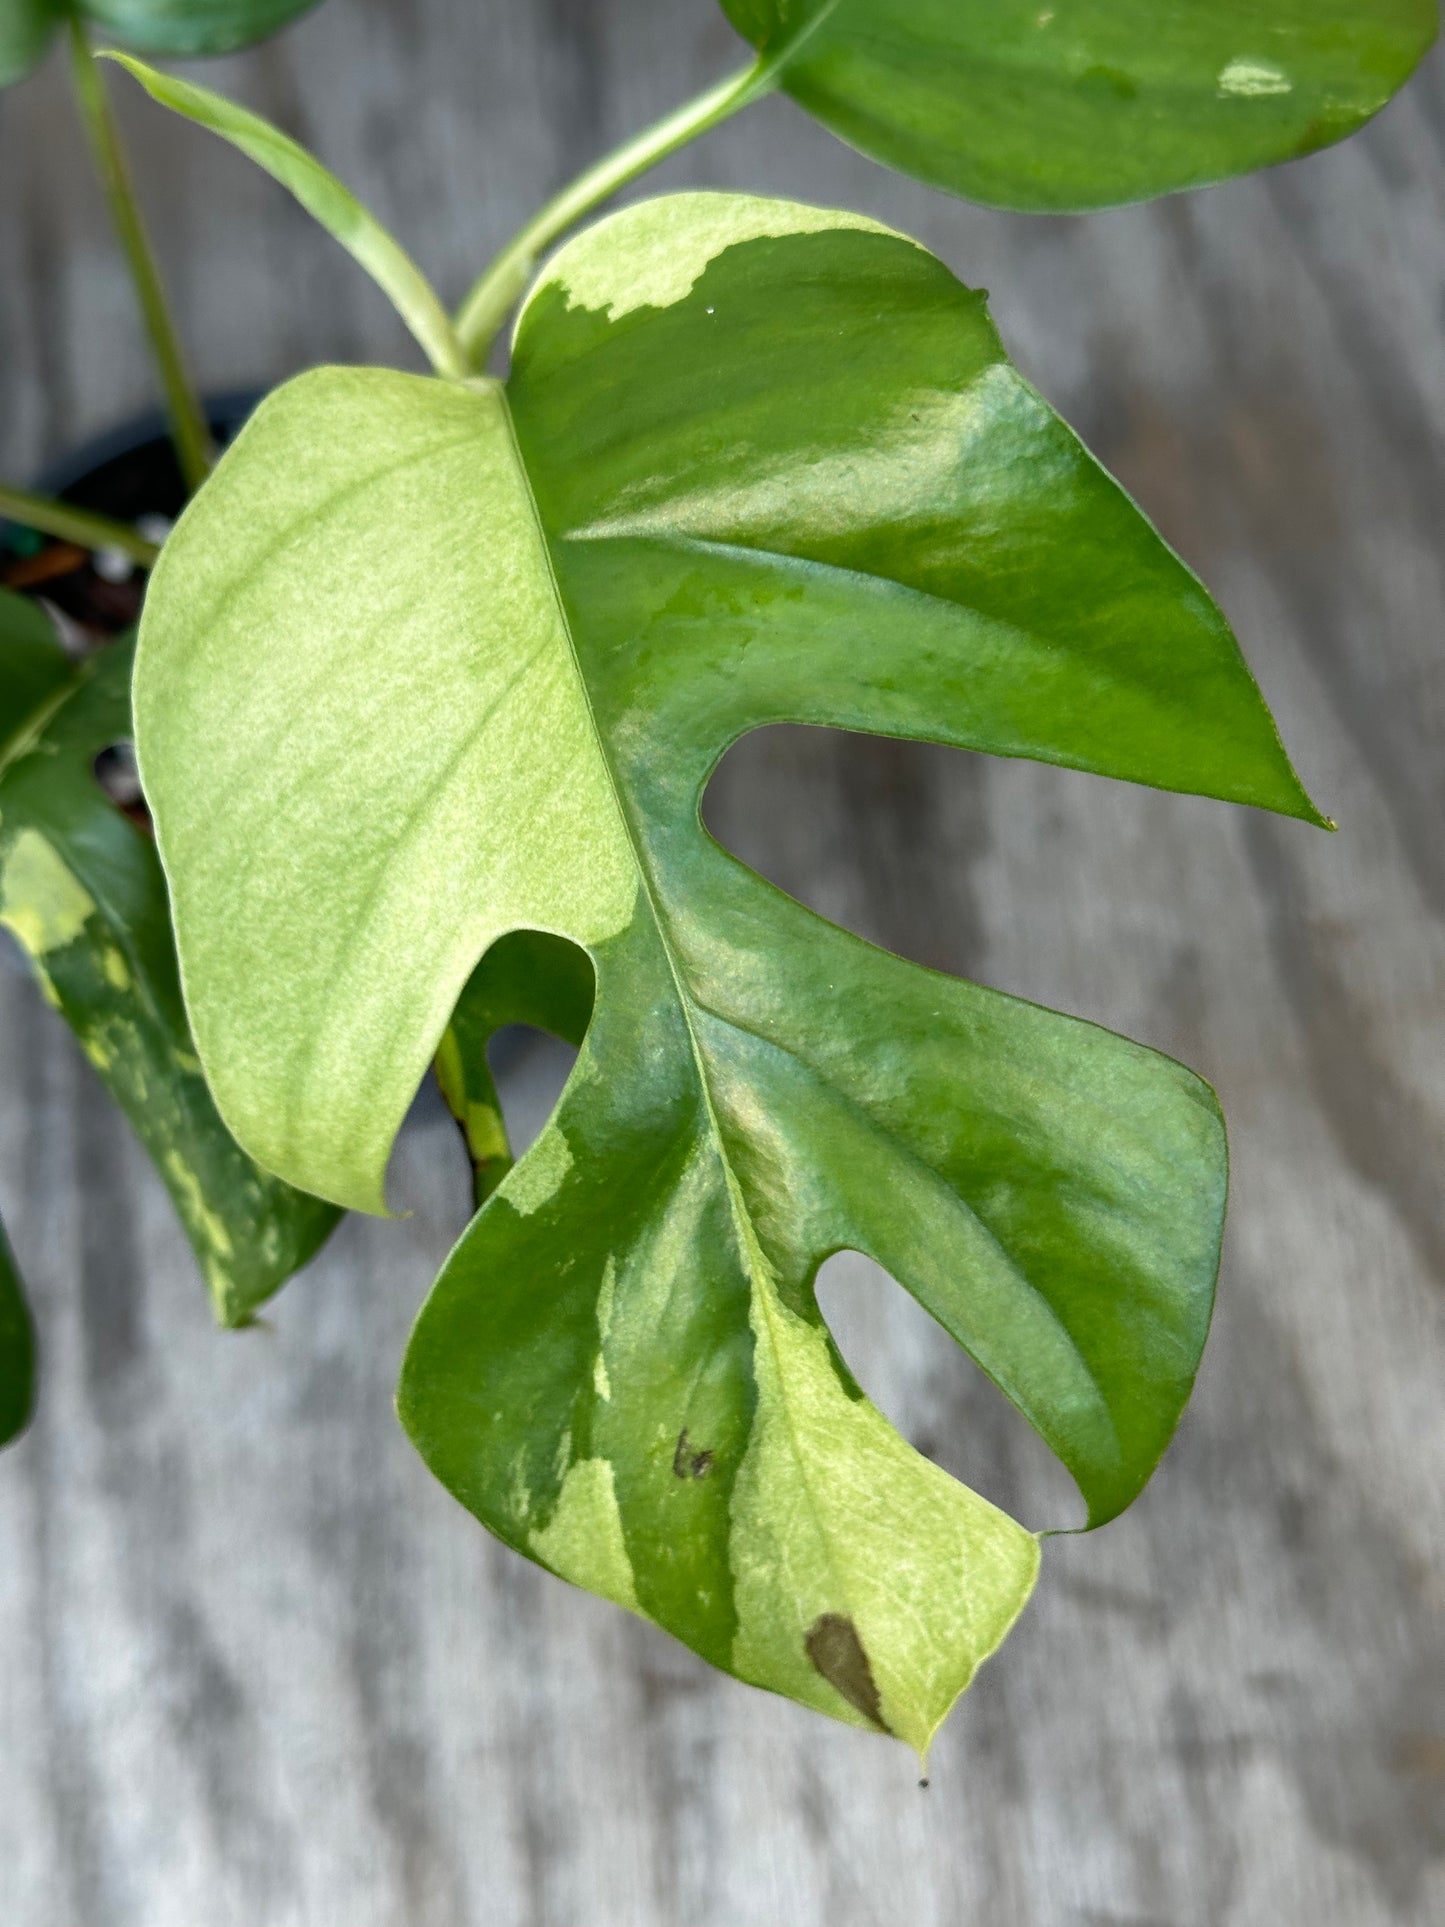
489,1027,579,1160
703,724,992,979
814,1250,1082,1528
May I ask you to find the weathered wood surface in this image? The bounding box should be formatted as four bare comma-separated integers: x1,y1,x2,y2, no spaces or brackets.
3,5,1444,1921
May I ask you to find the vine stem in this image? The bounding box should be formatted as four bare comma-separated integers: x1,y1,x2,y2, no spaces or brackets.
67,21,215,493
455,57,777,367
0,484,161,567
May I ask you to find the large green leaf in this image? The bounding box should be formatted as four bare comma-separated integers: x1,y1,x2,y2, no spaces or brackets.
0,1208,34,1446
722,0,1438,210
0,593,338,1325
0,0,59,86
134,194,1324,1749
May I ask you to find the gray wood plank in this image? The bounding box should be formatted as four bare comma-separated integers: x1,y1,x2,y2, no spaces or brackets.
3,5,1443,1921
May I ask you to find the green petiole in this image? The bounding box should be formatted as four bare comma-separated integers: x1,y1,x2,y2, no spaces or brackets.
105,54,469,381
0,483,161,568
453,58,776,367
453,3,845,367
67,22,214,493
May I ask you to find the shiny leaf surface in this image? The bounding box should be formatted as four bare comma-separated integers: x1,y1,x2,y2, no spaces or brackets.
0,594,338,1325
721,0,1438,210
0,1208,34,1447
135,194,1324,1746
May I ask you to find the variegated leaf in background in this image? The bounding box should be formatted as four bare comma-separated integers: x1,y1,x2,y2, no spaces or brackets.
0,592,339,1335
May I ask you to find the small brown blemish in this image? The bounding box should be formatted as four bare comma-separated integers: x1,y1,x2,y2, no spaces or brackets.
672,1429,714,1479
805,1612,890,1733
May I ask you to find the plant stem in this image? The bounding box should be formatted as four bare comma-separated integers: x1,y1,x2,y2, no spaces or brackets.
0,484,161,568
67,21,215,493
455,57,776,366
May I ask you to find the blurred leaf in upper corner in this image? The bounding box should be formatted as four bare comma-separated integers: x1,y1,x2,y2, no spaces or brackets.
0,0,321,88
0,0,60,85
721,0,1439,211
0,591,338,1325
0,1209,35,1447
80,0,323,60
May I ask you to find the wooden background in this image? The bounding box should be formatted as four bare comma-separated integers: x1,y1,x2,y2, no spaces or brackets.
2,4,1443,1921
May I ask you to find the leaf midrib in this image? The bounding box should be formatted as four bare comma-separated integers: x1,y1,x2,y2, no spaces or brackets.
771,0,846,70
494,383,866,1639
280,622,554,1169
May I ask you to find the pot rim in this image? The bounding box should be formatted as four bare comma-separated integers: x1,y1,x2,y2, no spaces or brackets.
1,389,260,554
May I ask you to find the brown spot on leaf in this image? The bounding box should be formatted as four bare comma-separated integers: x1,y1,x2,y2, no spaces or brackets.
672,1429,713,1479
805,1613,890,1733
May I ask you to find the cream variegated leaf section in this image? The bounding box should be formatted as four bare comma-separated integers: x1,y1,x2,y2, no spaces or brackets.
522,191,905,324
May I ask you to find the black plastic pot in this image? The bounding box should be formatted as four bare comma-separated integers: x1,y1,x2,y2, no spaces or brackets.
0,392,258,631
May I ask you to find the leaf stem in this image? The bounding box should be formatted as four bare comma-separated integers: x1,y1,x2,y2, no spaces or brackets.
455,57,777,366
67,21,215,493
105,54,470,383
0,484,161,567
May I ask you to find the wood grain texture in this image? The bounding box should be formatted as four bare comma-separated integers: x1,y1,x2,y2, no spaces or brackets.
3,4,1444,1920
